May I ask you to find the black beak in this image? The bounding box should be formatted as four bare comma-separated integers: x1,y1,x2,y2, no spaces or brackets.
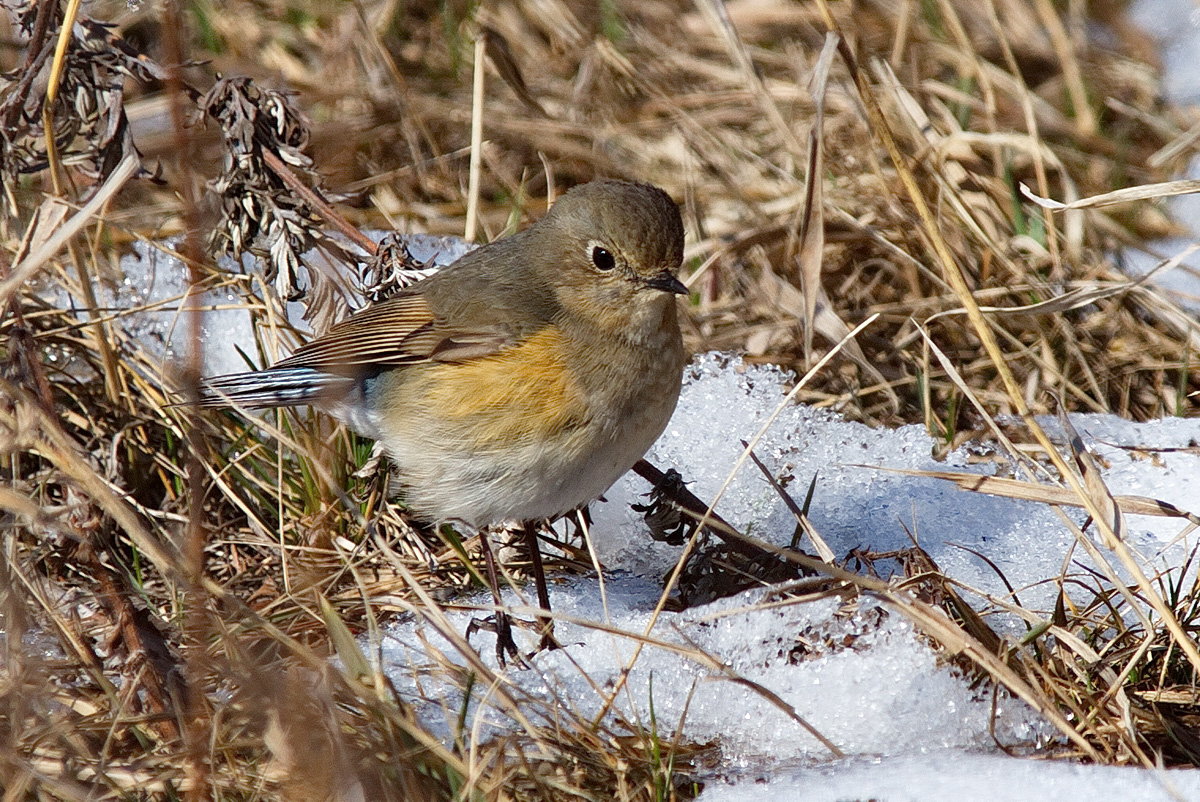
643,271,688,295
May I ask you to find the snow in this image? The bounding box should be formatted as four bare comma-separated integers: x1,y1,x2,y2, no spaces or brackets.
1129,0,1200,105
699,753,1200,802
102,240,261,377
100,233,474,378
1124,0,1200,307
370,355,1200,800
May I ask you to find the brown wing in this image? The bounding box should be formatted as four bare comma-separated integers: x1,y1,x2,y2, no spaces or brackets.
273,291,517,376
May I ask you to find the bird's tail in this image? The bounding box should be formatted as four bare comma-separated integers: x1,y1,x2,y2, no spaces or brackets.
198,367,355,408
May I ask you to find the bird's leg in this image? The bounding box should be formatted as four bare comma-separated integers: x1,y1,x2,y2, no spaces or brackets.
476,528,521,665
522,521,559,653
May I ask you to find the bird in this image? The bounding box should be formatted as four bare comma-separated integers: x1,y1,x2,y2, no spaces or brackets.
199,179,689,657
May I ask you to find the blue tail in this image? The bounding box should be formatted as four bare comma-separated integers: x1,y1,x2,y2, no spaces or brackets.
198,367,355,408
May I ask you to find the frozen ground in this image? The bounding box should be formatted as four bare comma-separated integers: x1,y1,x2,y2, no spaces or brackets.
370,354,1200,801
1124,0,1200,308
699,753,1200,802
97,234,472,378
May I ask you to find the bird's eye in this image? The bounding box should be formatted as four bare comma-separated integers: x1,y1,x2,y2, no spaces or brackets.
590,245,616,271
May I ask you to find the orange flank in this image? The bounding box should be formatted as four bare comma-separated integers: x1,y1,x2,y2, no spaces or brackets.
404,328,589,450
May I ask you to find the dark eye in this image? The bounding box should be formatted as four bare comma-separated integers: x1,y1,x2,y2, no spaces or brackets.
591,245,616,271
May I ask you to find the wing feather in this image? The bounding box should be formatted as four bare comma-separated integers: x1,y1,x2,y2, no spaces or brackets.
274,290,518,375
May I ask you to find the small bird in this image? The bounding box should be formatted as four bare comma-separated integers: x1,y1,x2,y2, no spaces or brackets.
200,179,688,532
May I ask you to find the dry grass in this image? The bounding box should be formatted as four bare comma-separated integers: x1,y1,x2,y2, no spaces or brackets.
2,0,1200,798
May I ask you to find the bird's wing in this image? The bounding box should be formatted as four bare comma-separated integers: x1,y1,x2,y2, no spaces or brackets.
273,291,517,376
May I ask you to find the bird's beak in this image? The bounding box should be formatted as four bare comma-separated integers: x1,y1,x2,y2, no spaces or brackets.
643,271,688,295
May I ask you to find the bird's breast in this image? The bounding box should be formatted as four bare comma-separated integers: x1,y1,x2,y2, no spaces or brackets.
363,315,684,525
380,326,591,450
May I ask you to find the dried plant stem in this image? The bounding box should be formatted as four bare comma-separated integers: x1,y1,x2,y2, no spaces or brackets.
38,0,124,405
466,33,486,242
41,0,82,196
1031,0,1095,137
161,0,214,797
261,149,378,256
